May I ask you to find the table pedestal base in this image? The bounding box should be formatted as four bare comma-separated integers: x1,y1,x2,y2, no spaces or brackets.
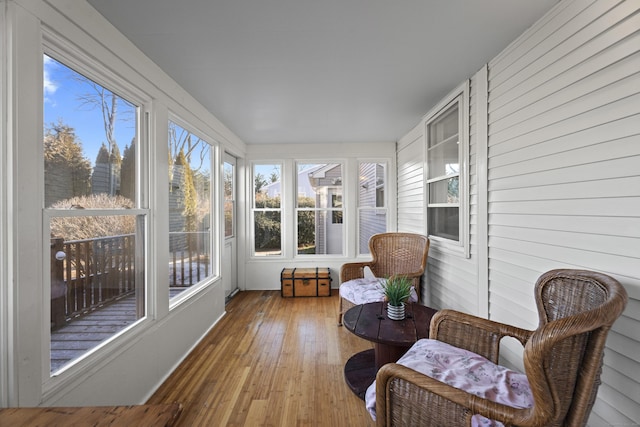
343,349,376,400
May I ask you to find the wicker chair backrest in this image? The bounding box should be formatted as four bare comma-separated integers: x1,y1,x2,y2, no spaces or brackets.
524,269,628,427
367,233,429,280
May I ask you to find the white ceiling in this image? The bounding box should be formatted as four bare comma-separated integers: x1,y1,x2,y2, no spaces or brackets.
87,0,558,145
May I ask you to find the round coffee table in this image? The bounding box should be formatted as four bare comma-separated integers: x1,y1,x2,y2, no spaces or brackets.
342,301,437,399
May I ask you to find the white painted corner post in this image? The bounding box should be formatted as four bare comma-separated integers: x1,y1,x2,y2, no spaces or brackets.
475,64,489,319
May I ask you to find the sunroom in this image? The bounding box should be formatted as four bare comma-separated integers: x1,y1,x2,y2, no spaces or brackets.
1,0,638,426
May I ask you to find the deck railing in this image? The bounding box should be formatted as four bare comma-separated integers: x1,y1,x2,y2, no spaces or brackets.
169,231,210,287
50,235,136,330
51,231,211,330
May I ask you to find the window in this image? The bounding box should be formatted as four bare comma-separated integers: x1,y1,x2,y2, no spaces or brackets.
167,120,213,299
296,163,343,255
44,54,146,374
253,163,282,256
425,91,467,251
358,162,387,255
224,160,235,238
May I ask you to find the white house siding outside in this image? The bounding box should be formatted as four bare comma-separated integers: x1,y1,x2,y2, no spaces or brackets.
358,162,386,255
396,0,640,425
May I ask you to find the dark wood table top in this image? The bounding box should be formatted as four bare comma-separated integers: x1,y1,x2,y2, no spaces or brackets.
342,302,436,347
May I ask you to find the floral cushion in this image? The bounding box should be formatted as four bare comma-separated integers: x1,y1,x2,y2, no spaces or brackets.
339,277,418,305
365,339,533,427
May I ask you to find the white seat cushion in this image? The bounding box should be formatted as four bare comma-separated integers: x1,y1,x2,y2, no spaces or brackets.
365,339,533,427
339,277,418,305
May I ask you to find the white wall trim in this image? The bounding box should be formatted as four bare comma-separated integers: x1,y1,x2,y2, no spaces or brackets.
475,64,489,318
0,0,12,407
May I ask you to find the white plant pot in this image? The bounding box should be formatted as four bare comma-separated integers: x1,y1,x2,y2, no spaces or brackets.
387,303,405,321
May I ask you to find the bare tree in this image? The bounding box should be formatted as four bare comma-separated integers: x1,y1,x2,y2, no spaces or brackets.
168,121,208,173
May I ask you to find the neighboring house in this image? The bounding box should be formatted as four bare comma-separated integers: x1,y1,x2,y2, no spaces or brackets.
1,1,638,426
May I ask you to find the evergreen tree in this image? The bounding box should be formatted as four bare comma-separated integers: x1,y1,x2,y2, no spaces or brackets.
44,120,92,207
175,149,197,232
120,140,135,201
95,143,110,163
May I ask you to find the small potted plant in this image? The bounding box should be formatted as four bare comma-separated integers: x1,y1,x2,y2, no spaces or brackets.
382,275,413,320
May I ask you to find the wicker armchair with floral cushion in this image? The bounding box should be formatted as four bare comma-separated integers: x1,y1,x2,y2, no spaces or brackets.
369,269,628,427
338,233,429,325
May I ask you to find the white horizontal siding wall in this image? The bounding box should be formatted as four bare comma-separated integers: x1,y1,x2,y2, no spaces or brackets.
486,0,640,425
396,81,480,314
396,126,429,302
397,125,425,235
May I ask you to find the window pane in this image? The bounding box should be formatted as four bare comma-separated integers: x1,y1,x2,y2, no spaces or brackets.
297,210,343,255
254,211,282,256
45,54,144,375
429,177,459,204
254,164,281,208
426,97,462,244
224,161,234,238
359,209,387,255
358,162,387,254
44,55,137,209
359,162,385,207
253,164,282,256
296,163,343,255
168,122,212,298
297,163,342,206
428,104,458,148
427,139,459,179
428,207,459,241
50,214,144,373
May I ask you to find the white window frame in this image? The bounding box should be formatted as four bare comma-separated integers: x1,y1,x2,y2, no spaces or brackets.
167,114,219,307
41,36,153,393
295,161,345,257
223,155,236,240
251,162,284,258
0,4,9,408
424,82,470,258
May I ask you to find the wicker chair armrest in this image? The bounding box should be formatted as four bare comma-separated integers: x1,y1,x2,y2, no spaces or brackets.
339,261,374,282
376,363,536,427
430,310,533,364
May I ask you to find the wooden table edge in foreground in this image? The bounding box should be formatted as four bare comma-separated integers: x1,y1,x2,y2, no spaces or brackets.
0,402,183,427
342,302,437,399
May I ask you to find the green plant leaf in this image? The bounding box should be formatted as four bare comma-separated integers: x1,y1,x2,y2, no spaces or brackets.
382,275,413,306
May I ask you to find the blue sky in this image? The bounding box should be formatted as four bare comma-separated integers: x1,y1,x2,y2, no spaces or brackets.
43,55,136,166
44,55,210,175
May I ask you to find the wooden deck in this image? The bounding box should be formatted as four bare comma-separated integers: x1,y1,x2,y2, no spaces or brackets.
50,289,187,372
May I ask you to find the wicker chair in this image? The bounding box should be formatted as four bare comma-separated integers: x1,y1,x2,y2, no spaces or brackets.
374,269,628,427
338,232,429,325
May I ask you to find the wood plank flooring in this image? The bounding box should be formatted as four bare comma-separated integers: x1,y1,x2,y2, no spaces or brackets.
148,291,376,427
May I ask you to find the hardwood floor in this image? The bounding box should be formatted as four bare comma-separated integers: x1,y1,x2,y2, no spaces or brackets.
148,291,376,427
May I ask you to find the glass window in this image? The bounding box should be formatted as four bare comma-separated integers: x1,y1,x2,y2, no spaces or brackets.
296,163,343,255
224,160,235,238
44,54,145,374
168,121,212,299
427,100,461,241
358,162,387,255
253,163,282,256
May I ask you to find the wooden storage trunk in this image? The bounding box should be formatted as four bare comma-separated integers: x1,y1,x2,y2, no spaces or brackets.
281,267,331,297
